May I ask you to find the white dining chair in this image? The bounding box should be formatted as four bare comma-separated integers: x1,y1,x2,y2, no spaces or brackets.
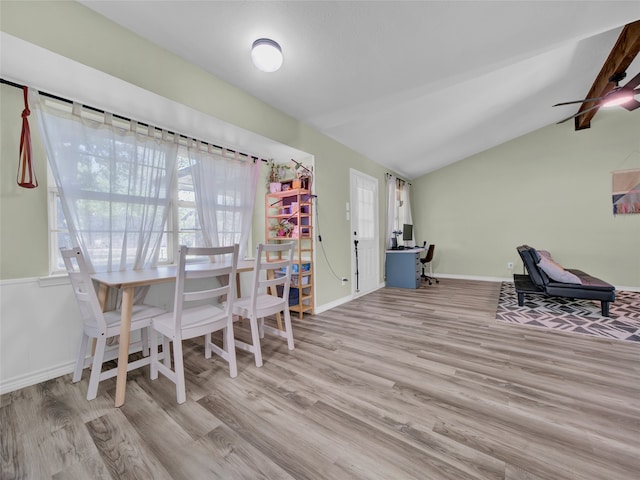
232,242,295,367
61,247,166,401
149,244,239,404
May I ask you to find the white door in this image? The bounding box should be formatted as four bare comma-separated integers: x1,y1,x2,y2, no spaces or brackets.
350,169,379,295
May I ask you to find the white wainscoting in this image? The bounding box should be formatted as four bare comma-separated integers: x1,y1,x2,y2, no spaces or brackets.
0,272,278,395
0,276,168,395
0,277,83,394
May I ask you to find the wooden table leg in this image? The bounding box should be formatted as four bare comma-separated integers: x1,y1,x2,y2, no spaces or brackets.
236,272,242,300
96,283,109,311
93,283,112,357
266,269,284,330
114,286,134,407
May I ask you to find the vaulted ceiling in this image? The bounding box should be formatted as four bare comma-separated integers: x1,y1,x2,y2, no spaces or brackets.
571,20,640,130
80,1,640,179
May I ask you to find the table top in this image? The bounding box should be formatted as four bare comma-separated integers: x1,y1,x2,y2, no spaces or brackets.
92,258,255,288
385,247,426,254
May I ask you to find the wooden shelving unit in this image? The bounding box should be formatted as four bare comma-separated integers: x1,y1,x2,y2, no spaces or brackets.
265,189,314,318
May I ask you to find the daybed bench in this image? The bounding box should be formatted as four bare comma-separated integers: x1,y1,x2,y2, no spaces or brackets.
515,245,615,317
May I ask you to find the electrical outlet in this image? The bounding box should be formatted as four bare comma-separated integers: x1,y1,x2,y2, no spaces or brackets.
507,262,514,270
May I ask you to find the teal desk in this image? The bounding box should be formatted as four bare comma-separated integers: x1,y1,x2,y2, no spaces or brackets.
385,248,425,289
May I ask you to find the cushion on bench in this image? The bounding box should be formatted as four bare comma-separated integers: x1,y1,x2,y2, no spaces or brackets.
537,255,582,284
553,269,615,291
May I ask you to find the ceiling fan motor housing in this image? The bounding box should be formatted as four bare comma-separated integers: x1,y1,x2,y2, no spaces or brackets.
609,72,627,85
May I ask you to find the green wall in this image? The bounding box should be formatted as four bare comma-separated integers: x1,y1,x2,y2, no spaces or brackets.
0,81,50,278
0,0,390,306
2,0,638,301
412,109,640,287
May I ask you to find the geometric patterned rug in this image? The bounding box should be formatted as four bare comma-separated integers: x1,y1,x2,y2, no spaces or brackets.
495,282,640,343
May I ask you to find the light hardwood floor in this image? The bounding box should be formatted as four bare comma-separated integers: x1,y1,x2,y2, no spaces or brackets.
2,279,639,480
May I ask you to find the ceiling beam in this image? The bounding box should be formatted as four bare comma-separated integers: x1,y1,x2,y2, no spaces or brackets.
574,20,640,131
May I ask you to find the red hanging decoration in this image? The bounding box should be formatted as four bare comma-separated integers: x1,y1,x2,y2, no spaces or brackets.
17,86,38,189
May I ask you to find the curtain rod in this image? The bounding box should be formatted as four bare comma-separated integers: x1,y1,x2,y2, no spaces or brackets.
385,172,411,186
0,77,269,164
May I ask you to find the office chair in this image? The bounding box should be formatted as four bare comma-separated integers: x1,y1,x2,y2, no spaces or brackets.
420,244,439,285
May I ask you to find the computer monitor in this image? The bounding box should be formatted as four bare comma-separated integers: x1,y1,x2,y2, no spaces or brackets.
402,223,413,241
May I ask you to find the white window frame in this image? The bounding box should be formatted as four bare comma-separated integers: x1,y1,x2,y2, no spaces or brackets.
47,163,65,275
47,144,250,274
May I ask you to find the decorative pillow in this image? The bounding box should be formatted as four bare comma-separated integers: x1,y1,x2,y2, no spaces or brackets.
530,247,552,262
537,256,582,284
537,250,552,259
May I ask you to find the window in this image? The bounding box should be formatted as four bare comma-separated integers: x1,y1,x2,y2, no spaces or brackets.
356,183,376,240
48,145,250,274
174,152,203,255
48,167,71,273
393,179,411,231
42,96,256,274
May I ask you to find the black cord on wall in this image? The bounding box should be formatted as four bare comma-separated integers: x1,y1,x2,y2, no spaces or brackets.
313,195,348,283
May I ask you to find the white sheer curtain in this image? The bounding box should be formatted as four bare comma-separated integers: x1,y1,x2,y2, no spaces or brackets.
402,182,414,247
385,174,396,249
32,91,178,273
187,142,260,259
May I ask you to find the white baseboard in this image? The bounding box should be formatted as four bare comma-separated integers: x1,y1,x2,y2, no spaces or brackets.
0,361,75,395
615,285,640,292
434,273,513,283
315,282,385,314
0,340,149,396
315,296,352,314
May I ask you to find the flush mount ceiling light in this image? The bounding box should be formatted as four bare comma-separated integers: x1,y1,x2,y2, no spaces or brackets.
251,38,283,72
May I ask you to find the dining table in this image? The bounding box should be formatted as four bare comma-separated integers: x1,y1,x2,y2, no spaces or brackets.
91,258,255,407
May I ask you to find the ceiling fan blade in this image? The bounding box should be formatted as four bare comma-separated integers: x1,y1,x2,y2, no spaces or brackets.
622,98,640,111
556,103,603,124
622,71,640,91
614,84,640,110
553,96,606,107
